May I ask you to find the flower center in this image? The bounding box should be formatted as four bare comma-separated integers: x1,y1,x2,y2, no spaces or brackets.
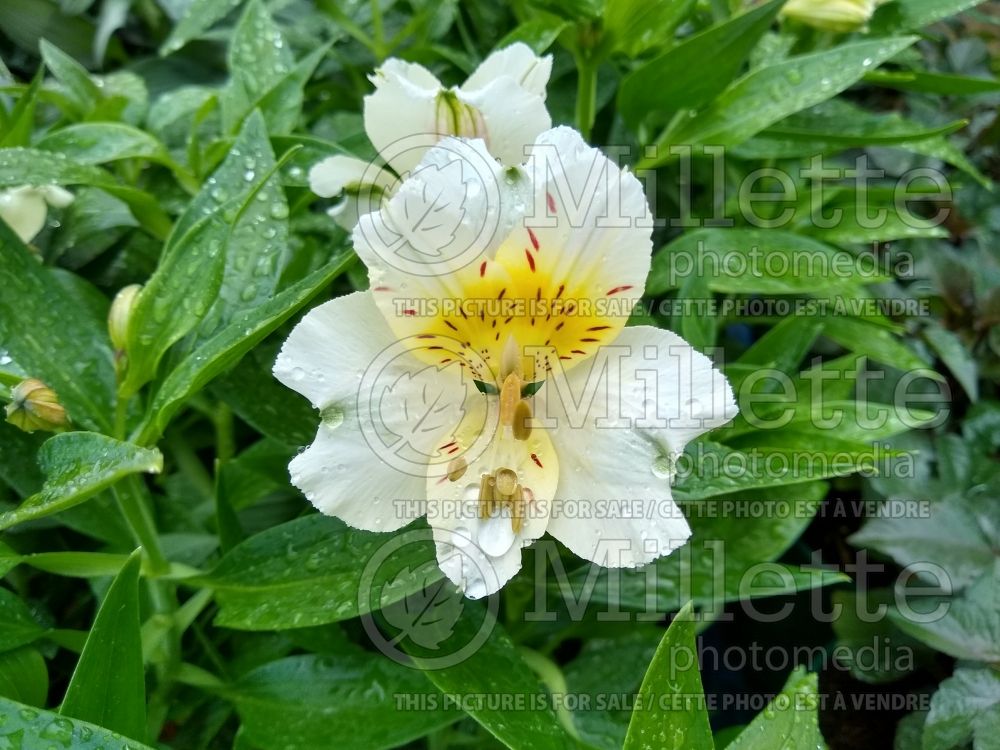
389,225,636,384
435,90,487,141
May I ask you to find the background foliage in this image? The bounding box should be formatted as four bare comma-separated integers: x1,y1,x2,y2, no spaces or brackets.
0,0,997,748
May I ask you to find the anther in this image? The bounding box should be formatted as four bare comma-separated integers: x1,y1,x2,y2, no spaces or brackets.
478,474,496,519
447,456,467,482
512,399,533,441
499,372,521,427
494,468,518,497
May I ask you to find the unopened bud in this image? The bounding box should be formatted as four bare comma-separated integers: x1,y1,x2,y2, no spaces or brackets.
108,284,141,352
780,0,876,33
5,378,69,433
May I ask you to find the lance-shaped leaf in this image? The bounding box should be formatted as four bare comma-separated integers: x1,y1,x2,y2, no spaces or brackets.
60,551,145,742
0,432,162,531
623,601,713,750
0,696,157,750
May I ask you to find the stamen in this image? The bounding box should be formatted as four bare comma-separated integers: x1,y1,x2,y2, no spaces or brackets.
447,456,467,482
511,485,524,534
499,372,521,426
512,399,533,441
495,467,517,496
478,474,496,519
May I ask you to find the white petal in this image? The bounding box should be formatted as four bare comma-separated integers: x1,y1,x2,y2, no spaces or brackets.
38,185,74,208
352,137,524,357
364,59,442,176
308,154,395,198
521,127,652,305
0,187,48,243
462,43,553,98
457,76,551,167
541,326,737,567
425,398,559,598
275,291,477,531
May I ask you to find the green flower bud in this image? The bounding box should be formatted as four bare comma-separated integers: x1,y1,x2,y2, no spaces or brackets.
781,0,876,33
5,378,70,433
108,284,142,352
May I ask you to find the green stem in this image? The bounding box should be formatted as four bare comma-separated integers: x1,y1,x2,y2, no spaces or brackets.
575,58,598,140
370,0,385,59
114,474,170,578
213,403,235,464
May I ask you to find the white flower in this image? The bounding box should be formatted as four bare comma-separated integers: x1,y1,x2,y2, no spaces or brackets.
277,128,737,599
781,0,877,32
309,43,552,230
0,185,74,243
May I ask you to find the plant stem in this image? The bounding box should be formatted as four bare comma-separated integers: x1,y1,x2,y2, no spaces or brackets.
114,474,170,578
575,57,598,140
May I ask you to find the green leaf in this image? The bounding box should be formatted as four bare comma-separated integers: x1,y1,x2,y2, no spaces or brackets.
0,588,47,653
647,229,886,297
765,99,966,146
0,148,171,239
0,221,115,432
623,602,713,750
0,647,47,706
39,39,102,116
865,69,1000,95
923,667,1000,750
141,253,351,442
553,482,846,613
198,516,442,630
822,317,932,373
618,0,782,133
221,0,294,133
869,0,987,35
498,17,569,53
120,115,287,396
160,0,245,54
830,590,920,685
0,66,43,148
35,122,173,166
403,596,577,749
726,668,827,749
192,113,292,344
676,273,715,351
653,37,917,157
0,549,195,579
889,565,1000,662
850,499,995,591
602,0,694,59
0,432,163,531
227,652,458,750
924,325,978,402
60,551,145,742
0,695,158,749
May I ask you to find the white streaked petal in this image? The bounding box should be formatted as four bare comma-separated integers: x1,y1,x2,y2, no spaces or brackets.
541,325,737,567
461,43,553,98
0,187,49,243
364,59,442,176
523,126,652,297
457,76,551,167
425,398,558,598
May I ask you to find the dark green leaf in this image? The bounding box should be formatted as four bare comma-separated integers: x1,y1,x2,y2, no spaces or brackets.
654,37,917,157
0,588,47,653
0,695,157,749
623,602,713,750
0,432,162,531
0,647,47,706
0,223,115,432
619,0,782,133
227,652,458,750
726,668,826,749
60,551,145,742
198,516,442,630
